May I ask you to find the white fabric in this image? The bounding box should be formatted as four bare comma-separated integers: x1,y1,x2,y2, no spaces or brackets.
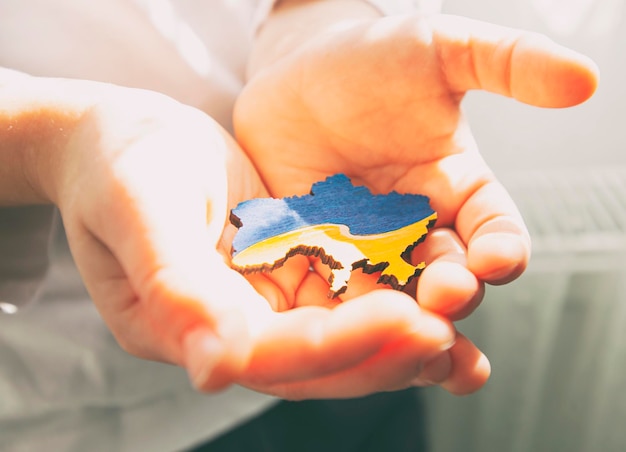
0,1,436,451
0,212,277,452
425,2,626,450
425,168,626,452
0,2,268,451
367,0,443,14
256,0,442,17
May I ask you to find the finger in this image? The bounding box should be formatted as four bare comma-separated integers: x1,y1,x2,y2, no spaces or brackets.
244,313,455,400
412,228,484,321
292,269,343,309
431,14,599,107
67,99,270,388
310,255,393,302
410,333,490,395
172,263,272,392
242,290,454,386
410,351,452,387
246,254,324,311
394,146,530,286
455,173,531,284
65,224,166,359
438,333,491,395
68,221,263,392
244,264,342,311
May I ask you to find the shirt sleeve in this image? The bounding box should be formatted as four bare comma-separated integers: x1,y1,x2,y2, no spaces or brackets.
253,0,443,33
365,0,443,14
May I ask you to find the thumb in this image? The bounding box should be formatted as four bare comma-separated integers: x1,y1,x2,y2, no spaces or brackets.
432,14,599,107
175,259,271,392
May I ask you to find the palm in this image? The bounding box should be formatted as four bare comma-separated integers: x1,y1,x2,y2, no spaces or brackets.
53,88,462,398
236,18,460,196
235,14,598,289
55,13,597,399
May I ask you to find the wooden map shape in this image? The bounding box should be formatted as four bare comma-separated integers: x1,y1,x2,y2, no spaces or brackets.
230,174,437,298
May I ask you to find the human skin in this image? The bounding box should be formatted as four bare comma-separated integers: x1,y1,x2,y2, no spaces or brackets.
233,0,599,395
0,0,598,400
0,69,458,399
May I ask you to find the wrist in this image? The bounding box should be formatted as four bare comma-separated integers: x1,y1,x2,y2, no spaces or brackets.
249,0,382,78
0,73,93,206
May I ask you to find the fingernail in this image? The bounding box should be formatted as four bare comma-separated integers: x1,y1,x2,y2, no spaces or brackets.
412,315,456,351
469,233,529,283
184,329,224,390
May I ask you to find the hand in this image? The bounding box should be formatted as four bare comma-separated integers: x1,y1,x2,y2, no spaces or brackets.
233,12,599,392
27,79,458,399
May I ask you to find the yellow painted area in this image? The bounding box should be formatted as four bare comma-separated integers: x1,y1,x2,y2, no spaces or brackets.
232,213,437,293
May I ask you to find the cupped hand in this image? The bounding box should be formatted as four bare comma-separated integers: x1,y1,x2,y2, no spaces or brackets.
234,12,598,318
233,12,598,393
45,81,467,400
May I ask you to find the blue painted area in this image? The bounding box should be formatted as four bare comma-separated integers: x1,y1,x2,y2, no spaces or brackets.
231,174,434,254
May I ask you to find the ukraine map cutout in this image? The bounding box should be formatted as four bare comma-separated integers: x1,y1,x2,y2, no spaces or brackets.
230,174,437,297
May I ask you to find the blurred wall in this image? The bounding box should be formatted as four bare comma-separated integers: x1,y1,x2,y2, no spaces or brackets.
445,0,625,172
424,2,626,452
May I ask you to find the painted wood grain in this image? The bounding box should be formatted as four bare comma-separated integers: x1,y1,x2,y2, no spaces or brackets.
230,174,437,297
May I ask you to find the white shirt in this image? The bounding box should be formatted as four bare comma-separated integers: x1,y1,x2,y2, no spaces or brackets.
0,1,439,450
